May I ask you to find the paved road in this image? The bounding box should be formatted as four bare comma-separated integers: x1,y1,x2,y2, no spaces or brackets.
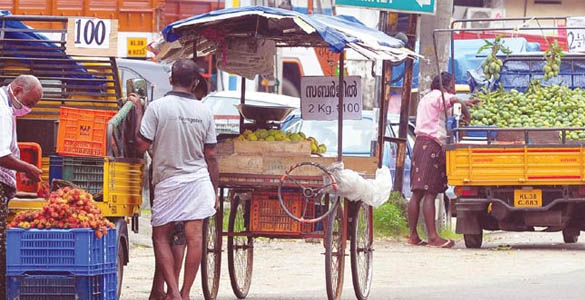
123,228,585,300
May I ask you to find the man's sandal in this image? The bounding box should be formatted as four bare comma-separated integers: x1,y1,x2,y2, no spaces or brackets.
429,239,455,248
405,240,428,246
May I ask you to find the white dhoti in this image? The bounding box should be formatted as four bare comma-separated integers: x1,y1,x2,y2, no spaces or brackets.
151,169,216,227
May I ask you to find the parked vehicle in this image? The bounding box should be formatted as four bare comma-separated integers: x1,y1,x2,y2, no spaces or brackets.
202,91,300,135
444,22,585,249
116,58,172,101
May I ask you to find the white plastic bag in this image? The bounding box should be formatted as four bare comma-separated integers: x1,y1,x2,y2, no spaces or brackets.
325,162,393,208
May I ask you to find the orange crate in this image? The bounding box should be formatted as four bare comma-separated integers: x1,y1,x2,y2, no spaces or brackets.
16,142,42,193
56,107,116,157
250,190,314,234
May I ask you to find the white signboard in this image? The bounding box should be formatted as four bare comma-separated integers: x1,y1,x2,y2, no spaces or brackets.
300,76,362,121
567,17,585,52
73,18,111,49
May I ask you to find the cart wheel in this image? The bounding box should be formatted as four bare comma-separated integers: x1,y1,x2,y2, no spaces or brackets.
464,232,483,249
563,227,580,243
350,202,373,300
228,196,253,299
279,161,338,223
325,201,345,300
202,212,222,300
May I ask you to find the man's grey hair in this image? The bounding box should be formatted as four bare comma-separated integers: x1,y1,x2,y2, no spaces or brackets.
12,75,43,97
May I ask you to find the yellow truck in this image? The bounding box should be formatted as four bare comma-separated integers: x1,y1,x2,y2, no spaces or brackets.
447,136,585,248
1,14,145,299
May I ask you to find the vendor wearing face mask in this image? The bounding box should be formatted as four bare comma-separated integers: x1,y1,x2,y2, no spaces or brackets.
0,75,43,296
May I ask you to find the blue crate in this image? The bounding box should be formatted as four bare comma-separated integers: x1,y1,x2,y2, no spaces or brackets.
6,228,117,276
49,155,63,183
462,126,498,138
7,271,117,300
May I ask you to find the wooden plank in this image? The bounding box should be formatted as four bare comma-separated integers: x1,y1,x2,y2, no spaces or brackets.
233,140,311,156
219,154,377,177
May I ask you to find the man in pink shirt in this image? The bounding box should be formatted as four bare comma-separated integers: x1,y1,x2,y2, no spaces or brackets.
407,72,476,248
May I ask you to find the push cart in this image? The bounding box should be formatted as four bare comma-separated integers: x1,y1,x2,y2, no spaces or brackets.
158,6,416,300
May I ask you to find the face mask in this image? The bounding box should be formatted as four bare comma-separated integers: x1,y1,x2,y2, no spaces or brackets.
8,85,32,116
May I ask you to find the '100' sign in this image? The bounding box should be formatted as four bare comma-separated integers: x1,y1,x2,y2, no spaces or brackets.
74,18,111,49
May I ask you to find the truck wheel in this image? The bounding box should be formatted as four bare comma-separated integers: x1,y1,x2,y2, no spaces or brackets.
117,241,125,299
563,228,580,244
464,232,483,249
111,218,129,300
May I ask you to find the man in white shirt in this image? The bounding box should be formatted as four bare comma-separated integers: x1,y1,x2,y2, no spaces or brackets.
0,75,43,295
131,59,219,300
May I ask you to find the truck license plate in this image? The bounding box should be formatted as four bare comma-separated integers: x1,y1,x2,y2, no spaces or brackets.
514,189,542,207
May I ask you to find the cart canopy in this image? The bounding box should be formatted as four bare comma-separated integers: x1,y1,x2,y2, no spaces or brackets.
157,6,417,66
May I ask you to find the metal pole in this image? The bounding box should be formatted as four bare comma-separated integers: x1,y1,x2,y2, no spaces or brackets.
338,51,344,163
240,77,245,134
376,11,389,169
394,14,417,193
377,60,388,169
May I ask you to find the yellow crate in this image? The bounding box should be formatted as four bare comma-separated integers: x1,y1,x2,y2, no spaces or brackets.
100,157,144,217
41,156,50,183
447,146,585,186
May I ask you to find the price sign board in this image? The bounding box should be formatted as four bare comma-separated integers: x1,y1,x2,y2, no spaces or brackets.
567,17,585,52
127,37,147,57
300,76,362,121
66,18,117,56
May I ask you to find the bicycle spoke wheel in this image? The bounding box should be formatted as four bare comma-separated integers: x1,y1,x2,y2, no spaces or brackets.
228,196,253,299
350,202,373,300
325,201,345,300
202,212,222,300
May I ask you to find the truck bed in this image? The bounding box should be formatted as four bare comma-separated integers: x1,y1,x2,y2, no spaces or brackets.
446,144,585,186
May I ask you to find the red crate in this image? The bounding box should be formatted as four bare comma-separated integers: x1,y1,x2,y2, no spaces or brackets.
16,142,42,193
249,190,314,234
57,107,116,157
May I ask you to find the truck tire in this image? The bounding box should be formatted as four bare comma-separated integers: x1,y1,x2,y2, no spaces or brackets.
464,232,483,249
563,228,579,244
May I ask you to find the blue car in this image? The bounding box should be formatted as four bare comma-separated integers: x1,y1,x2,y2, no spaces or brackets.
282,111,415,198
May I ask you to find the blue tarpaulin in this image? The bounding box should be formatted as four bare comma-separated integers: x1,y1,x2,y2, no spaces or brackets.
391,38,541,88
161,6,409,58
0,11,100,85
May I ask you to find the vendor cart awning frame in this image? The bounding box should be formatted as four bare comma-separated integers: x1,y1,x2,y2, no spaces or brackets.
159,6,417,163
158,6,418,64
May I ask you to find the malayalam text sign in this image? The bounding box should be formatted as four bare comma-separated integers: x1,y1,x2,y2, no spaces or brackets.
301,76,362,121
335,0,436,15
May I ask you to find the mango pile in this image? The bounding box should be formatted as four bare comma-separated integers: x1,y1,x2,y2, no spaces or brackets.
470,84,585,140
233,129,327,153
8,187,115,239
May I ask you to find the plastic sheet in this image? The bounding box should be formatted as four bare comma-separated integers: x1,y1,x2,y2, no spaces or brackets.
325,162,392,208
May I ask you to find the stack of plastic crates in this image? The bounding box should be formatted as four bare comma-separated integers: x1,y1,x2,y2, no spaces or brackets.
249,189,318,235
51,107,116,193
6,228,118,300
